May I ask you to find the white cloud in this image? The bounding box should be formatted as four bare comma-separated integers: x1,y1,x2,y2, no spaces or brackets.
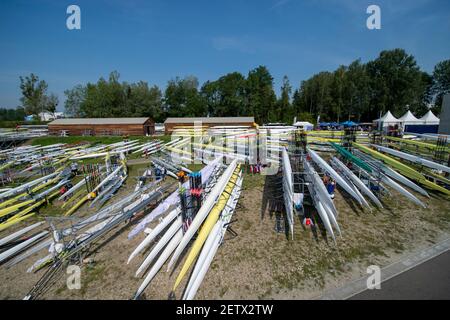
270,0,291,10
211,36,254,53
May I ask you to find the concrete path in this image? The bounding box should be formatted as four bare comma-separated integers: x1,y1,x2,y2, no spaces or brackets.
350,250,450,299
319,236,450,300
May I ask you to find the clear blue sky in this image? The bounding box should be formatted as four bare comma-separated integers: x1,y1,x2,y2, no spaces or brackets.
0,0,449,111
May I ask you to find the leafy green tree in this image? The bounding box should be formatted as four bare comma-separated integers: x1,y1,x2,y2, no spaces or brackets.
19,73,54,116
292,81,313,116
314,72,333,120
164,77,185,116
64,85,86,117
201,80,220,116
344,60,371,121
291,49,433,123
0,107,26,121
105,71,127,117
291,88,301,114
430,59,450,114
331,66,346,122
366,49,428,117
126,81,163,121
412,72,434,116
216,72,246,117
277,75,293,123
50,48,440,124
45,93,59,115
201,72,246,117
164,76,206,117
295,72,333,121
80,71,127,117
298,112,315,124
245,66,277,124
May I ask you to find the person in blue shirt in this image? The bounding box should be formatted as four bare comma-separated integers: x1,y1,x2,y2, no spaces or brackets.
327,179,336,199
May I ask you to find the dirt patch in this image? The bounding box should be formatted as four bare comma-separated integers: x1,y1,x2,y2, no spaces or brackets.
192,173,450,299
0,170,449,300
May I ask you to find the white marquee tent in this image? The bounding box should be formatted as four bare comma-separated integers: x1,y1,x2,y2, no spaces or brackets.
373,110,440,134
399,111,423,125
419,110,440,125
293,121,314,131
374,111,402,128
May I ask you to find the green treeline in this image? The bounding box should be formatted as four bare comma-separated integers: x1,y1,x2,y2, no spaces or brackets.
0,107,26,121
4,48,450,124
293,49,448,122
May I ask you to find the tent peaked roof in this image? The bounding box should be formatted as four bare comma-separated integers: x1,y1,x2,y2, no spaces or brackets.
419,110,440,124
293,121,314,127
399,111,421,123
376,110,400,122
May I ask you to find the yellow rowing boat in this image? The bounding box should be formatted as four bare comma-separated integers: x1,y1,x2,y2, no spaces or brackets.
172,165,241,292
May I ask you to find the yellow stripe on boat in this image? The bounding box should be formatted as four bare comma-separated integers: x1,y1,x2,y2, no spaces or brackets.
7,199,46,222
385,136,450,152
62,188,86,208
0,192,26,209
0,213,36,232
0,161,16,172
354,143,450,196
64,195,89,216
165,146,193,157
0,199,34,219
172,165,241,291
7,190,59,223
308,137,341,143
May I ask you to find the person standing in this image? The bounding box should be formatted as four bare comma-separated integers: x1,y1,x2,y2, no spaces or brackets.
327,179,336,199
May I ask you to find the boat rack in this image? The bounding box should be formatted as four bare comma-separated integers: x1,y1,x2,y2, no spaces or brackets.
351,149,391,197
25,183,174,300
341,127,357,149
179,164,225,233
286,145,316,229
289,131,309,197
335,138,387,198
370,130,384,146
38,160,56,177
0,168,14,186
374,134,450,183
434,136,449,167
47,216,86,263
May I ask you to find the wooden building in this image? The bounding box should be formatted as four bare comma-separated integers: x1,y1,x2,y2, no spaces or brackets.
164,117,255,134
48,118,154,136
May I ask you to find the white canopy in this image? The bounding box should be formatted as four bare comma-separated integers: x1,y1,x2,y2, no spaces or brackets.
293,121,314,131
399,111,423,125
374,110,401,122
374,111,401,127
419,110,440,125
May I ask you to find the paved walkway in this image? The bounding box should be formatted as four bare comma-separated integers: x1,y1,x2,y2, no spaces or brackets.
319,235,450,300
351,250,450,299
